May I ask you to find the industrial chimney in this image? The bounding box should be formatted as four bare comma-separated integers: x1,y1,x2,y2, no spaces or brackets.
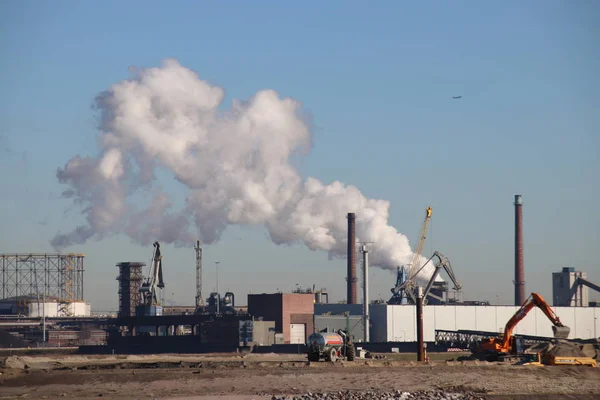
347,213,357,304
514,194,525,306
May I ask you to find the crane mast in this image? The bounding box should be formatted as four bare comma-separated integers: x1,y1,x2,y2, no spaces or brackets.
140,241,164,308
194,240,203,309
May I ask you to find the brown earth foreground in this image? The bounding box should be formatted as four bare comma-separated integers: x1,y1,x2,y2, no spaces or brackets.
0,353,599,400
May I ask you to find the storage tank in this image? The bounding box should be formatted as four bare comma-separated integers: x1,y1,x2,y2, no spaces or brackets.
307,331,344,349
307,330,355,362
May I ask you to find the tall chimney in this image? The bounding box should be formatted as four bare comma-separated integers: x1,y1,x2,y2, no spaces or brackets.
514,194,525,306
347,213,357,304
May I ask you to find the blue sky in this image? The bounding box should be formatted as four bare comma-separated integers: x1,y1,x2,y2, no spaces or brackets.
1,1,598,311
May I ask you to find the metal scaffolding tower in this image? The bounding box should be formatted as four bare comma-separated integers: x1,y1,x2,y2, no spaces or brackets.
194,240,203,308
0,253,85,303
116,262,144,317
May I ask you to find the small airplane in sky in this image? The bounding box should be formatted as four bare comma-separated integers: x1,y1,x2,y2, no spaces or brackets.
452,96,462,99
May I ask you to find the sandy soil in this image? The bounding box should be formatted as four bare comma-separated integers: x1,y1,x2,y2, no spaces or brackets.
1,353,599,400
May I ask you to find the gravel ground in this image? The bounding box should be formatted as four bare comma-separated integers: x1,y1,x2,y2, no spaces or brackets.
270,390,485,399
1,354,599,400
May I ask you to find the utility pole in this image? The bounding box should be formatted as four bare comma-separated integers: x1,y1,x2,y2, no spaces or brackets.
359,243,372,343
42,289,46,344
215,261,221,314
416,286,424,361
194,240,203,308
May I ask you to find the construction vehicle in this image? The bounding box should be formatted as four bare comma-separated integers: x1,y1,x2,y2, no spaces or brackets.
476,292,570,362
389,206,432,304
307,329,355,362
136,241,165,316
523,350,597,367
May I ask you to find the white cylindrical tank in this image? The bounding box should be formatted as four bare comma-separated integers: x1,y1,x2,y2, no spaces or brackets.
67,301,91,317
27,302,59,318
307,332,344,350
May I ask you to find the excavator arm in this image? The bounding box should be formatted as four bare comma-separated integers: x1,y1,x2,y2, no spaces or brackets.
494,293,569,353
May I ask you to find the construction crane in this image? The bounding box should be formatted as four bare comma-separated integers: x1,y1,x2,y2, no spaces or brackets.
138,241,165,316
477,293,570,361
419,251,461,304
390,206,432,304
390,250,461,305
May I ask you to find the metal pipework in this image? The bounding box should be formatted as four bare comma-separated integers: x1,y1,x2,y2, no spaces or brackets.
514,195,525,306
361,244,370,343
347,213,357,304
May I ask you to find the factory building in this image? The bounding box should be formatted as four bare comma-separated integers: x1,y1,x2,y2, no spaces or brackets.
552,267,589,307
248,293,314,344
370,304,600,342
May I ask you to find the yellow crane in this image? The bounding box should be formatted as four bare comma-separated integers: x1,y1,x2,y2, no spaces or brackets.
405,206,432,303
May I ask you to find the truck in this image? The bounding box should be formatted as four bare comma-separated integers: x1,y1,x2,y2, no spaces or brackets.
307,329,355,362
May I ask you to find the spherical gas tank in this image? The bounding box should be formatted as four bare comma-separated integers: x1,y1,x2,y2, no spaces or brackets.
308,332,344,349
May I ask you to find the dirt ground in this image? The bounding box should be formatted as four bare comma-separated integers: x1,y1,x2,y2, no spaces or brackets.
1,353,599,400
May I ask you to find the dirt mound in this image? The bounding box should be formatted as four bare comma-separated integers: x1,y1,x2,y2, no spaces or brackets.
579,344,598,359
546,344,586,358
1,356,29,370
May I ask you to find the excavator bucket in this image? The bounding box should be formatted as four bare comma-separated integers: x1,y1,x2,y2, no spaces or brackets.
552,325,570,339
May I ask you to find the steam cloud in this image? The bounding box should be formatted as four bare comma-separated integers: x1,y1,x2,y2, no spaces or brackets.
53,59,440,283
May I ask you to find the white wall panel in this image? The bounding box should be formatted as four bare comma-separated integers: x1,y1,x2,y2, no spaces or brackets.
389,306,415,342
574,307,594,339
474,306,496,332
380,305,598,343
455,306,477,330
432,306,456,331
423,307,436,342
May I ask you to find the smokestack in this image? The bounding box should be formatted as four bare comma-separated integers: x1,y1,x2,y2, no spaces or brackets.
514,194,525,306
347,213,357,304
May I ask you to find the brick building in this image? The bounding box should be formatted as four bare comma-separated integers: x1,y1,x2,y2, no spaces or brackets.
247,293,314,344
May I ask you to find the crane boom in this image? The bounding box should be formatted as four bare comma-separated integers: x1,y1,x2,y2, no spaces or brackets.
403,207,432,302
140,241,164,307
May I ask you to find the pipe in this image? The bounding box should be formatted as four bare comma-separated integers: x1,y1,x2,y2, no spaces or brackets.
416,286,424,361
347,213,357,304
514,195,525,306
362,245,370,343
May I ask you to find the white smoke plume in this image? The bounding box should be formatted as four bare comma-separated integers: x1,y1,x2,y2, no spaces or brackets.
53,59,440,283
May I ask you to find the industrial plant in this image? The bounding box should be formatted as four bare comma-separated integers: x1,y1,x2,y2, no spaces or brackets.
0,195,598,358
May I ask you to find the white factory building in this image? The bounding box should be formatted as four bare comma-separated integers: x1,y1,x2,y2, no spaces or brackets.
370,304,599,342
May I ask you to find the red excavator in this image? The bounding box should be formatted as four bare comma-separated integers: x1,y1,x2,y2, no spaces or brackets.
476,293,570,362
